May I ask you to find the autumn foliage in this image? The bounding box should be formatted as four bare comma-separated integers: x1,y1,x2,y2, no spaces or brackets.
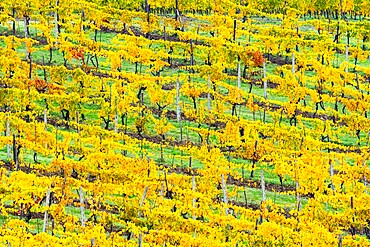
0,0,369,246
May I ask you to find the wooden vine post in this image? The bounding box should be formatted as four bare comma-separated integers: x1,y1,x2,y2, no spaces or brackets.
44,109,47,129
42,188,51,232
79,187,85,227
294,159,301,211
190,39,194,66
175,0,180,21
192,175,196,220
140,186,149,207
138,233,143,247
207,75,211,110
54,0,59,44
259,170,266,224
221,174,228,216
237,62,241,89
129,186,149,241
296,180,301,211
6,116,10,160
263,58,267,123
263,59,267,99
13,134,19,170
261,170,266,202
114,112,118,133
176,77,182,141
345,44,349,73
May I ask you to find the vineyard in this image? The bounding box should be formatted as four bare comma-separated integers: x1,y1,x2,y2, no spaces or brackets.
0,0,369,246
